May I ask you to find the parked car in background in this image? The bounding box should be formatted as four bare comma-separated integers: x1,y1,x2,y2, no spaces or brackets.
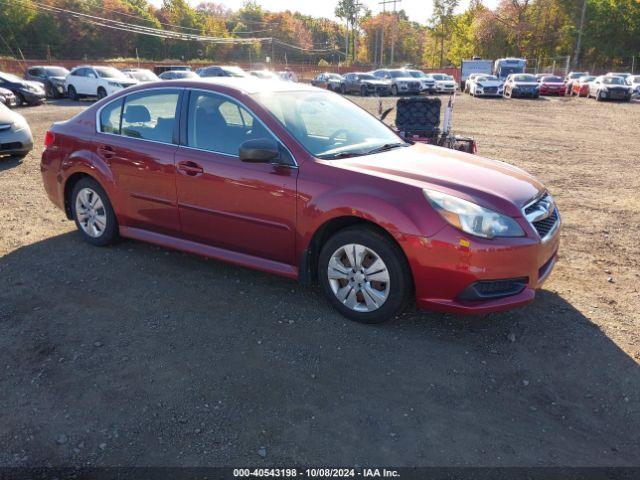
40,78,560,323
0,103,33,159
278,70,298,82
65,66,138,100
464,73,483,93
626,75,640,96
564,71,589,93
372,69,421,96
159,70,199,80
122,68,160,83
406,70,436,94
427,73,457,94
538,75,567,96
0,87,17,108
311,72,344,91
606,72,631,81
341,72,391,96
24,65,69,98
198,65,248,78
588,75,633,101
460,58,493,90
0,72,46,105
249,70,280,80
153,65,191,75
468,75,503,97
570,75,595,97
503,74,540,98
534,73,546,82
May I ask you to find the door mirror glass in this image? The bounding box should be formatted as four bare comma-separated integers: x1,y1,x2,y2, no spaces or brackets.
239,138,279,163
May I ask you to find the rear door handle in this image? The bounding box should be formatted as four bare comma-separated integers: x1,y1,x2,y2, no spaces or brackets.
177,160,204,177
98,145,115,159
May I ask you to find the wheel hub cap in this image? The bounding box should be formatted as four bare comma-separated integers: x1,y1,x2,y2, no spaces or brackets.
75,187,107,238
327,243,390,313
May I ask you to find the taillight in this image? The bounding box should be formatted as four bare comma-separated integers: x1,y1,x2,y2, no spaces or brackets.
44,130,55,149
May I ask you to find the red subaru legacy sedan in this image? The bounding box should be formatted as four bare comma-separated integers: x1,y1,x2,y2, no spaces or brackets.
41,78,560,323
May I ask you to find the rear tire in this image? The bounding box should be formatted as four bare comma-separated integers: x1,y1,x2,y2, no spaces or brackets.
318,226,412,324
71,178,119,247
68,85,78,101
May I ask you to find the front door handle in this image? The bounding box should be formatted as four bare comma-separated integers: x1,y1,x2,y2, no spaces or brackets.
98,145,115,159
177,160,204,177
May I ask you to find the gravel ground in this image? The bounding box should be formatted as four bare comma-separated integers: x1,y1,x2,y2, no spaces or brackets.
0,94,638,467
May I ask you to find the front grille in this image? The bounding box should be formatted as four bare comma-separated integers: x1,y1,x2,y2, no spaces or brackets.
484,87,498,94
408,81,420,90
525,194,559,240
458,277,528,301
0,141,22,151
532,208,558,238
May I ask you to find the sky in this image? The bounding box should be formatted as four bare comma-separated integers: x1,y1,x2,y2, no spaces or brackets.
148,0,501,25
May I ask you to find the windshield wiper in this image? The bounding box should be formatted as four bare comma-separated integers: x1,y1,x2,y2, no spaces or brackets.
317,151,366,160
364,142,409,155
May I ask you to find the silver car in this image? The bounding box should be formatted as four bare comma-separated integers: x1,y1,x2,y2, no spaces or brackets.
0,103,33,159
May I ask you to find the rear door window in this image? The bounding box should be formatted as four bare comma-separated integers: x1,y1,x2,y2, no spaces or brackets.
120,89,180,143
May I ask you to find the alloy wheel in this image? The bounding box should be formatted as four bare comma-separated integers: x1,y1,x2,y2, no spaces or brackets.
327,243,390,312
75,187,107,238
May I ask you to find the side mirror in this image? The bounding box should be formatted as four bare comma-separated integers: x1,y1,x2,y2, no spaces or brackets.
239,138,280,163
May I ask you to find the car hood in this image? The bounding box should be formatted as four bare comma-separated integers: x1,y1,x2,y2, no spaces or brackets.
542,82,564,87
49,76,66,82
0,104,21,124
395,77,418,82
0,87,13,95
363,79,390,86
513,82,539,87
476,81,502,87
332,143,545,216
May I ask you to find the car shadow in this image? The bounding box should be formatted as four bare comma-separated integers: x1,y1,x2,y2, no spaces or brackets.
0,155,25,170
0,232,638,466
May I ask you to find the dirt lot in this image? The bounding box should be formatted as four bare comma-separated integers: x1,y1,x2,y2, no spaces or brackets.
0,93,639,467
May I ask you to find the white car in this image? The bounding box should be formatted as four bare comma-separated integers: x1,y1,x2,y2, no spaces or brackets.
468,74,504,97
122,68,159,83
427,73,457,94
65,66,138,100
626,75,640,96
464,73,483,93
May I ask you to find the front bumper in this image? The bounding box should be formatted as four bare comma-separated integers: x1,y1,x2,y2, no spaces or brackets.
401,223,560,314
20,90,46,104
0,126,34,156
475,88,503,97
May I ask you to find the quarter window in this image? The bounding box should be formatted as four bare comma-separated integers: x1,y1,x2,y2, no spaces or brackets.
99,98,123,134
186,91,273,156
120,90,180,143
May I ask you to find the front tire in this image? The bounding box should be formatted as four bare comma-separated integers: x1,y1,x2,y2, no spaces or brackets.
68,85,78,101
71,178,118,246
97,87,107,99
391,85,399,96
318,226,412,324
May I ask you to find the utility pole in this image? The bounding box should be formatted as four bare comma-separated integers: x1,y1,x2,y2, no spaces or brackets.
573,0,587,68
379,0,401,66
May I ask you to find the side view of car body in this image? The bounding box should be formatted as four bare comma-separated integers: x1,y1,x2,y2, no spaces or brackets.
570,76,595,97
41,78,560,323
427,73,457,94
625,75,640,96
65,66,138,100
0,72,46,106
25,65,70,98
588,75,633,101
503,74,540,98
0,103,33,159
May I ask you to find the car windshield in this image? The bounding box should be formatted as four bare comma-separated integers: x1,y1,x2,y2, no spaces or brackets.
408,71,425,78
430,74,446,80
358,74,376,80
0,73,22,82
569,72,587,79
602,76,625,85
95,67,127,79
130,70,158,81
581,76,595,83
173,71,197,78
253,90,405,159
542,76,563,82
327,73,342,79
44,67,69,77
477,76,497,82
222,66,247,77
389,71,408,78
513,74,536,82
499,66,523,76
445,75,454,81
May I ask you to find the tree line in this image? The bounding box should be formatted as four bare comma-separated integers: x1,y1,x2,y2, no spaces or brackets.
0,0,638,69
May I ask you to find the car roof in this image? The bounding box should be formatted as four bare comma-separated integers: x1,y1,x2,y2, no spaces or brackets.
135,77,318,94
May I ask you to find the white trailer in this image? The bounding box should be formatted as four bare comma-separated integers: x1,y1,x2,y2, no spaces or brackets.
460,59,493,89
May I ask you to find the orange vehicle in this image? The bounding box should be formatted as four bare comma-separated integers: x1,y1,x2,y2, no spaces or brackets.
571,75,595,97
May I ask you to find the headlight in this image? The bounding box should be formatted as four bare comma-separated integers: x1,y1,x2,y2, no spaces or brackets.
12,117,28,132
108,81,122,88
424,189,525,239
